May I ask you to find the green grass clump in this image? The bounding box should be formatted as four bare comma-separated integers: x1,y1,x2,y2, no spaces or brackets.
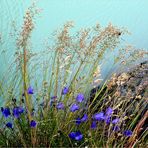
0,5,147,148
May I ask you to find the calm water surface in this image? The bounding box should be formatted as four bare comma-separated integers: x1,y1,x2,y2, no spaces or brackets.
0,0,148,78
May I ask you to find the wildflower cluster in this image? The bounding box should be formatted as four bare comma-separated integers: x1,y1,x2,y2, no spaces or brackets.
42,86,133,142
1,106,24,119
1,85,133,147
68,104,133,141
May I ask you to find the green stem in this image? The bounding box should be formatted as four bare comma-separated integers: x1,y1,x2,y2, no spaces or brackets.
22,47,32,121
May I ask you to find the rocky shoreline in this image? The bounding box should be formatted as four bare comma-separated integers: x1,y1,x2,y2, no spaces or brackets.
108,61,148,101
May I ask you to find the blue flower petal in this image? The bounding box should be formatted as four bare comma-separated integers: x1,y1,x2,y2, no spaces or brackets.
123,130,132,137
30,120,37,128
81,114,88,122
1,107,11,118
106,107,113,116
62,87,69,95
13,107,24,118
69,132,76,139
76,93,84,103
18,106,24,114
112,118,120,124
69,131,83,141
105,116,111,124
93,112,105,121
70,104,79,112
113,126,120,132
56,102,64,110
6,122,13,129
27,86,34,94
13,108,20,118
91,121,97,129
75,131,83,141
76,117,81,125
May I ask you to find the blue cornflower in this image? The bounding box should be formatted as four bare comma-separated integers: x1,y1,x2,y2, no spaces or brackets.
6,122,13,129
123,130,132,137
1,107,11,118
76,117,81,125
70,104,79,112
13,107,24,118
93,112,105,121
112,118,120,124
30,120,37,128
13,108,20,118
27,86,34,94
75,132,83,141
81,114,88,122
91,121,97,129
105,116,111,124
69,131,83,141
106,107,113,116
113,126,120,132
69,132,76,140
62,86,69,95
56,102,64,110
18,106,24,114
76,93,84,103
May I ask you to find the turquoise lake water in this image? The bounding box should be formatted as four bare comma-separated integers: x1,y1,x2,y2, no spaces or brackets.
0,0,148,78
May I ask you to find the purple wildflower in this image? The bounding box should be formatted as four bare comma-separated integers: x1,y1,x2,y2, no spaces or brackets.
1,107,11,118
70,104,79,112
30,120,37,128
27,86,34,94
69,131,83,141
123,130,132,137
69,132,76,140
6,122,13,129
112,118,120,124
18,106,24,114
105,116,111,124
91,121,97,129
75,132,83,141
93,112,105,121
76,117,81,125
113,126,120,132
13,108,20,118
81,114,88,122
56,102,64,110
62,87,69,95
13,107,24,118
76,93,84,103
106,107,113,116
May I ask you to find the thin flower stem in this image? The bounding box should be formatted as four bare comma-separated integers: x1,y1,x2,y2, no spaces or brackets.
47,51,57,101
54,52,60,96
22,47,32,121
22,46,36,147
69,60,84,87
88,80,107,112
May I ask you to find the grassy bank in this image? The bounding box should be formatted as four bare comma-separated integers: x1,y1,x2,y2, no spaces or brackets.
0,4,147,147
